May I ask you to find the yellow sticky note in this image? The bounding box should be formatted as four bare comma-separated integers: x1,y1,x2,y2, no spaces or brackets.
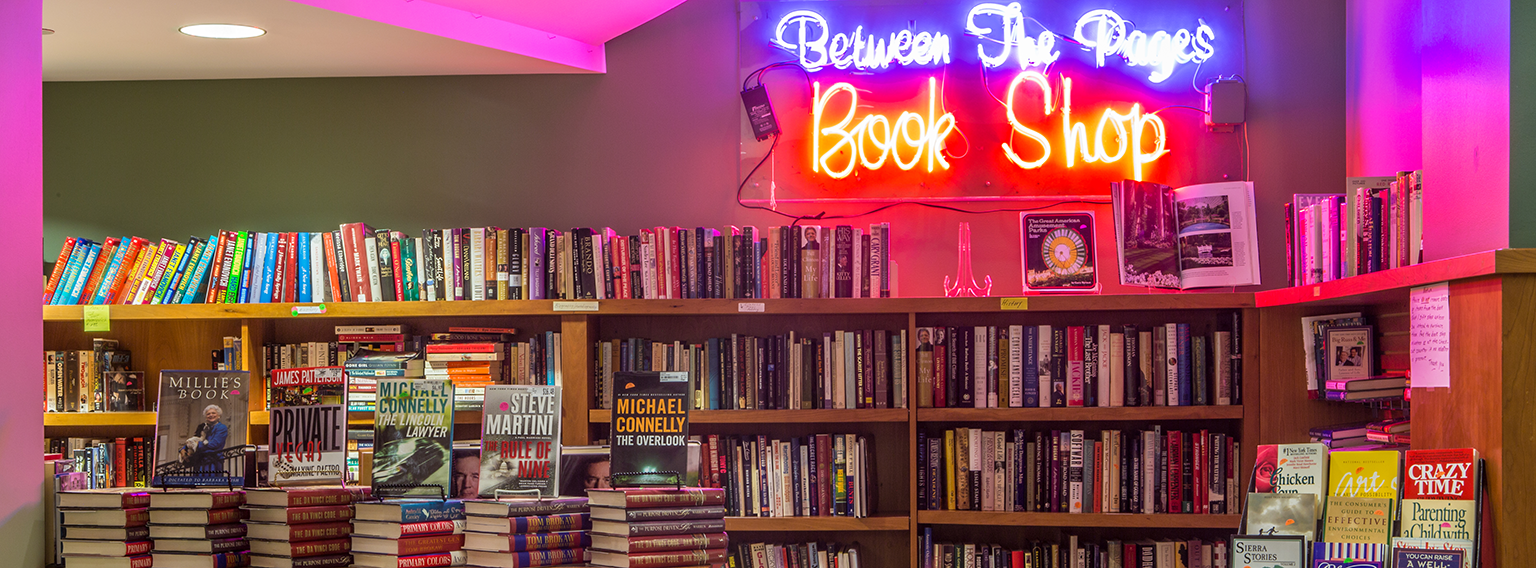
1000,297,1029,310
83,305,110,332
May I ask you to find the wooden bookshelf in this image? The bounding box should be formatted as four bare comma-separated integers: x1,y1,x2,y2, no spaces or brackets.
917,406,1244,422
588,409,909,424
725,516,910,532
917,511,1241,529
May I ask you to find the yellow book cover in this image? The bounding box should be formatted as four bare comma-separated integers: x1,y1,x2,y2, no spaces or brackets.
956,427,970,510
1328,450,1401,519
944,429,957,510
1399,499,1477,541
1322,495,1393,543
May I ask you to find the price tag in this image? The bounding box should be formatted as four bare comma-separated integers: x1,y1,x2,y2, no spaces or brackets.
291,304,326,316
553,301,600,312
1000,297,1029,310
83,305,110,332
738,302,766,313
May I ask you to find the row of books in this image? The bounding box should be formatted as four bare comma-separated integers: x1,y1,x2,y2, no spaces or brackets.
45,338,138,413
214,336,247,372
43,221,898,306
45,437,150,489
731,541,861,568
696,433,875,518
915,317,1243,409
1286,172,1424,287
921,534,1230,568
917,428,1238,515
595,330,909,411
246,486,360,568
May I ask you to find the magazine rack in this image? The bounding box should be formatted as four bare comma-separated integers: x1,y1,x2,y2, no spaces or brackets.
611,470,684,489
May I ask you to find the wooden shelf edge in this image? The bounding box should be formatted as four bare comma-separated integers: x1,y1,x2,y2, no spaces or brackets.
42,294,1259,322
916,406,1244,422
588,409,910,424
724,515,910,531
1256,249,1536,307
44,412,157,427
916,510,1241,528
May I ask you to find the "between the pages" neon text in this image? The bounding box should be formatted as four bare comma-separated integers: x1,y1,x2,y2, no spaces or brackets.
811,77,958,179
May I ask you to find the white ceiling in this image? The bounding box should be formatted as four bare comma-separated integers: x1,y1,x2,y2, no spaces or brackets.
42,0,685,81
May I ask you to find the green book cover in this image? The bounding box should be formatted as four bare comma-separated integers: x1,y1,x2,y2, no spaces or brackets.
373,378,454,496
225,231,248,304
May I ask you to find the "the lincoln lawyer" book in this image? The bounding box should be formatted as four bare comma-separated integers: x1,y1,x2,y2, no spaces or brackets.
373,378,454,496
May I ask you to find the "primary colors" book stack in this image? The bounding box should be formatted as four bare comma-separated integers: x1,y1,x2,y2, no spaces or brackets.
462,497,591,568
352,499,467,568
245,486,365,568
57,487,153,568
148,489,251,568
587,487,727,568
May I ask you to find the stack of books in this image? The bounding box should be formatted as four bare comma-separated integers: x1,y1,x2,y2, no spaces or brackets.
344,348,424,412
147,489,251,568
462,497,591,568
587,487,728,568
351,499,467,568
57,488,152,568
1324,373,1407,402
424,328,516,410
1365,419,1412,448
44,222,901,307
246,486,363,568
1309,421,1373,449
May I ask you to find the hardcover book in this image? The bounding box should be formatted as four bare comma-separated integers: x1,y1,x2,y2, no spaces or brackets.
1112,180,1262,289
268,366,347,486
373,379,454,496
1322,496,1393,544
152,370,250,487
479,385,562,498
1328,451,1400,520
610,371,690,486
1021,212,1097,292
1244,493,1317,543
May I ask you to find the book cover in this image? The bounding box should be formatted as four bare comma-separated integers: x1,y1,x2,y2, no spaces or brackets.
1391,547,1464,568
1390,538,1473,568
268,366,347,486
1022,212,1097,292
1230,536,1307,568
1312,542,1386,568
373,379,454,496
1403,449,1477,500
1322,496,1393,544
1244,492,1317,543
611,371,689,485
1329,451,1400,519
479,385,562,498
1398,500,1477,542
151,370,249,487
1254,443,1328,518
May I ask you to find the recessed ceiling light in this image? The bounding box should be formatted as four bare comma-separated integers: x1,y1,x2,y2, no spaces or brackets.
179,24,265,40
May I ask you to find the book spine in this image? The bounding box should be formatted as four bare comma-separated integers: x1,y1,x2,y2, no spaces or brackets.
78,238,119,305
50,239,89,305
44,237,78,304
103,238,147,305
63,243,102,305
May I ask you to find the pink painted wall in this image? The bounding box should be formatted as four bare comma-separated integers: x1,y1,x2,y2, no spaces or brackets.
1421,0,1511,260
0,0,46,564
1345,0,1423,175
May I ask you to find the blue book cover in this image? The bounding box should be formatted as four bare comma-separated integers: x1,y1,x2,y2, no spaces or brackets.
1023,326,1039,407
156,240,194,305
62,242,101,305
259,232,278,304
89,239,130,305
706,337,721,410
1177,323,1192,406
1314,542,1387,568
179,235,218,304
1389,548,1460,568
52,240,92,305
357,499,466,523
166,239,202,304
296,231,312,303
237,233,257,304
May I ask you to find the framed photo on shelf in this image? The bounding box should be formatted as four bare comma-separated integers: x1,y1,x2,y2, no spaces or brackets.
1324,325,1374,382
1230,535,1307,568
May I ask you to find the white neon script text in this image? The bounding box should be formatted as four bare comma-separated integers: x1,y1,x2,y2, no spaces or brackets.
967,3,1060,69
812,77,958,179
1001,71,1168,181
1072,9,1215,83
773,10,951,72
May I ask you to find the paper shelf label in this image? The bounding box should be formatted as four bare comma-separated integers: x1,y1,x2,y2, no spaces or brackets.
738,302,766,313
553,301,600,312
83,305,110,332
1000,298,1029,310
291,304,326,316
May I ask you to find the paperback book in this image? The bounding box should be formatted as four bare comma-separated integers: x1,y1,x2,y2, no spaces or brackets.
610,371,690,486
373,379,454,496
268,366,347,486
152,370,250,487
478,385,563,498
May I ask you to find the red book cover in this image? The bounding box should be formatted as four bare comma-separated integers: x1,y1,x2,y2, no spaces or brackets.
79,237,120,303
207,507,247,524
288,538,351,558
288,521,354,542
390,534,465,556
447,326,515,334
139,240,177,304
934,341,947,408
284,231,299,302
398,519,463,537
621,547,727,568
391,552,464,568
124,541,153,556
391,233,405,302
271,232,289,303
341,222,372,302
1404,448,1478,500
209,232,237,304
1067,327,1084,407
1167,431,1181,514
610,533,729,554
44,237,78,303
277,504,355,524
113,438,127,487
104,237,148,306
616,236,633,299
321,230,342,302
249,486,361,508
123,555,152,568
587,487,726,509
424,343,496,354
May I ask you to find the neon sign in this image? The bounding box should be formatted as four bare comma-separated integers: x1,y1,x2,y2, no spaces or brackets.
1072,9,1215,83
811,77,958,179
772,10,952,72
1001,71,1168,180
967,3,1060,69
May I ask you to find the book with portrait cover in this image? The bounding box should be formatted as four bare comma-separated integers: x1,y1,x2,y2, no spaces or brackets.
268,366,347,486
610,371,689,486
479,384,563,498
373,379,454,497
152,370,249,487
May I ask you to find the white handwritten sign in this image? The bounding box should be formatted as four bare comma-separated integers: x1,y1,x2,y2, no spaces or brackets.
1410,282,1451,389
